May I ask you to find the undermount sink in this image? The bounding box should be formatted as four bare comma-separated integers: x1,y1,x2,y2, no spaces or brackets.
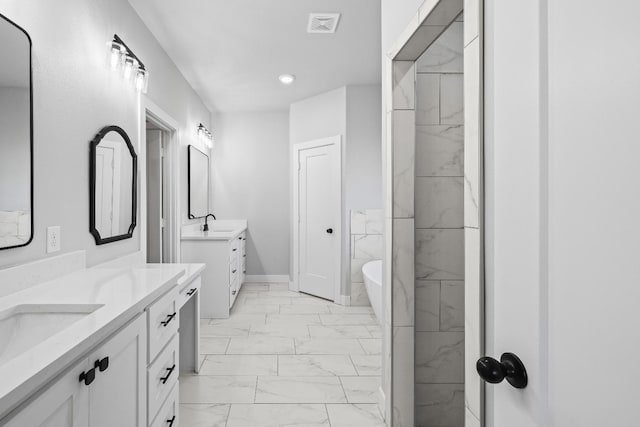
0,304,104,365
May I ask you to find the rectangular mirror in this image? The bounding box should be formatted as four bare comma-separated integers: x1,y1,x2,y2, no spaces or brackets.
188,145,209,219
0,14,32,250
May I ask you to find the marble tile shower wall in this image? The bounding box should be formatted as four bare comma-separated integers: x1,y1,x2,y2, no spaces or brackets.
414,19,465,427
350,210,384,306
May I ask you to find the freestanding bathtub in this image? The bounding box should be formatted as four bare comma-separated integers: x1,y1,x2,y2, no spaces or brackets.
362,260,382,324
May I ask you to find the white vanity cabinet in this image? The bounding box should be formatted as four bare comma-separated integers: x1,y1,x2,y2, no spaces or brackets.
181,222,248,318
4,315,146,427
3,359,90,427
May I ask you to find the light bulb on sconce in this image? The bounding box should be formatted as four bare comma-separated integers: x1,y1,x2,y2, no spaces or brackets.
123,56,135,80
109,41,124,69
135,68,149,93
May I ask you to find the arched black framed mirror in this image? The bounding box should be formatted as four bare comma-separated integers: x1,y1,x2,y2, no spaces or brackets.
0,13,33,251
89,126,137,245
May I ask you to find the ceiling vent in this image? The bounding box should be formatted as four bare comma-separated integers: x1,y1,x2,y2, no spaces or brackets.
307,13,341,34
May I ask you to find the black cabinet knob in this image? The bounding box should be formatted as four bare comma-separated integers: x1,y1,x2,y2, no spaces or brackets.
79,368,96,386
94,357,109,372
477,352,528,389
326,228,333,234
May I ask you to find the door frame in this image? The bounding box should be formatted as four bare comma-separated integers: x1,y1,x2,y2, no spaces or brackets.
138,97,181,263
384,0,484,425
291,135,343,303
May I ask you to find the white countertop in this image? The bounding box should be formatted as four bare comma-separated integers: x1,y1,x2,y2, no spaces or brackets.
181,219,247,241
0,264,187,419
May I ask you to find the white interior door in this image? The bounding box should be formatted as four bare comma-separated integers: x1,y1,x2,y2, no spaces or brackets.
297,138,341,301
147,130,163,263
484,1,640,426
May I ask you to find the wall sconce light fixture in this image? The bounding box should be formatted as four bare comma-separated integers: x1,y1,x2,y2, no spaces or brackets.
108,34,149,94
198,123,214,149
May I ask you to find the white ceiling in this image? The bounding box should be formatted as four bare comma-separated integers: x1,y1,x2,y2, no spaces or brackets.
128,0,381,112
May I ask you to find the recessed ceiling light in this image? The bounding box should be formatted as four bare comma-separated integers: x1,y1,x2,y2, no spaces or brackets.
278,74,296,85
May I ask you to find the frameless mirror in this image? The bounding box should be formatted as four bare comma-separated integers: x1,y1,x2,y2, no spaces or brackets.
188,145,209,219
0,14,32,250
90,126,137,245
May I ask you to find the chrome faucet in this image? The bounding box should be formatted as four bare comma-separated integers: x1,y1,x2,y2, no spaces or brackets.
203,214,217,231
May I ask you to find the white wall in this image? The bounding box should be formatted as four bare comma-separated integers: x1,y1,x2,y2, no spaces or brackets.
212,111,290,276
0,87,30,211
0,0,211,269
289,85,382,295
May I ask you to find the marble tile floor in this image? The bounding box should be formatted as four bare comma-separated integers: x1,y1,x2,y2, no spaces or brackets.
179,282,385,426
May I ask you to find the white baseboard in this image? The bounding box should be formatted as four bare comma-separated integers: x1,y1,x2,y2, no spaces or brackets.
245,275,290,283
335,294,351,306
378,386,387,423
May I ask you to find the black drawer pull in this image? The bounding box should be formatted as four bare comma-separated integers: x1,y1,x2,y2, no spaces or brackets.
232,269,237,274
160,312,176,327
232,290,237,295
167,416,176,427
232,248,237,252
94,357,109,372
186,288,197,296
79,368,95,386
160,364,176,384
243,254,246,258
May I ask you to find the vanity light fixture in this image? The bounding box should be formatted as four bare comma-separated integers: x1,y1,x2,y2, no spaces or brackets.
278,74,296,85
108,34,149,94
198,123,213,149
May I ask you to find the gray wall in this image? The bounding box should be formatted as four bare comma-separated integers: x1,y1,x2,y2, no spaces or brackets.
212,111,290,276
0,0,211,269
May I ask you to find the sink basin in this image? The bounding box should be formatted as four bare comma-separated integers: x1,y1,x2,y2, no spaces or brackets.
0,304,104,365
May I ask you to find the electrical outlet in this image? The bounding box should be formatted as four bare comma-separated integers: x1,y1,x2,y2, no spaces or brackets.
47,226,61,253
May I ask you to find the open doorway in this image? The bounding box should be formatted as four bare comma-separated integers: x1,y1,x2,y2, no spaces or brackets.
141,100,181,264
145,121,170,263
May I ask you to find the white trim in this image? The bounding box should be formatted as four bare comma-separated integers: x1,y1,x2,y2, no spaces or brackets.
245,275,290,284
334,294,351,306
377,386,386,423
291,136,343,303
139,96,182,263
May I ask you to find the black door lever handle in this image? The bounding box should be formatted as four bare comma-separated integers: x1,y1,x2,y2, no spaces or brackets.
476,352,528,389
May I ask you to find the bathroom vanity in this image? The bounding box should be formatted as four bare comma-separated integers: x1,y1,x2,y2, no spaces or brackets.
0,255,204,427
181,220,247,318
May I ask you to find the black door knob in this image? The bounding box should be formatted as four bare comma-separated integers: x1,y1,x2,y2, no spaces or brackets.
476,352,528,389
326,228,333,234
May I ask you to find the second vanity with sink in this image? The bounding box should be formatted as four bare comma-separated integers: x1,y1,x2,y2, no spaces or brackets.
181,219,247,318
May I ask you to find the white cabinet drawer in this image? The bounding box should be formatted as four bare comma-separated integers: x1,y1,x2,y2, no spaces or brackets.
177,276,201,309
148,334,179,422
150,382,178,427
147,291,178,363
229,278,239,307
229,238,240,260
